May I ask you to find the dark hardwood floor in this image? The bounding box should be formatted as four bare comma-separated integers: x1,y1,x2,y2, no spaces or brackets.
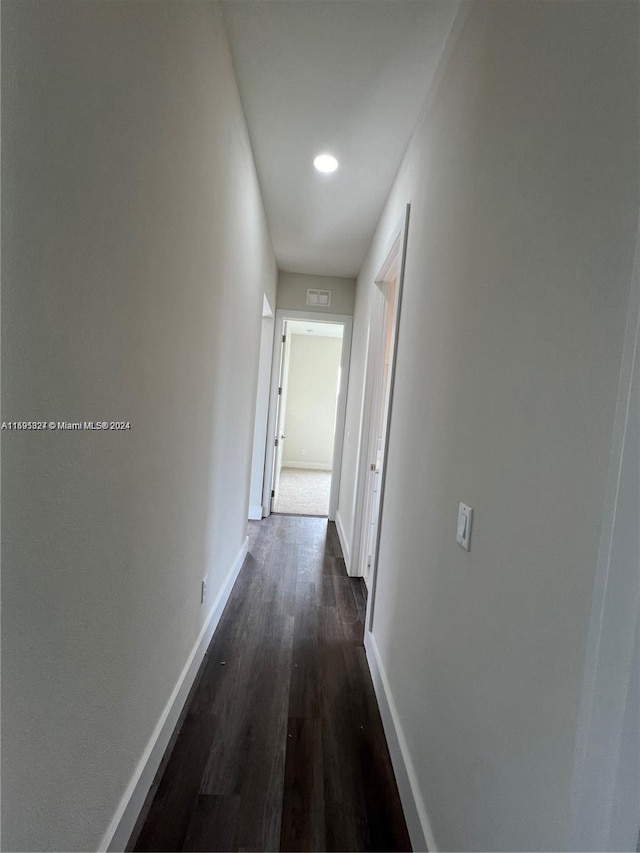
130,515,412,852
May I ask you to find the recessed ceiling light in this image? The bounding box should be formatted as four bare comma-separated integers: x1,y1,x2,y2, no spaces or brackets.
313,153,339,174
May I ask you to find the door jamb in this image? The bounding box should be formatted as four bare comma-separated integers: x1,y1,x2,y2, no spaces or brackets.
570,221,640,850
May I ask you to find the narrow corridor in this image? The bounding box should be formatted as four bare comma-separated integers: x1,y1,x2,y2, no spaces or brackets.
130,515,411,852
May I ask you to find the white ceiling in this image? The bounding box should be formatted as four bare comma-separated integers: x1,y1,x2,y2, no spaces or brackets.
222,0,459,278
288,320,344,338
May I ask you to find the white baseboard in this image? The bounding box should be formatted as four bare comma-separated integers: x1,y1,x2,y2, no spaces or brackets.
334,509,351,572
364,630,435,853
281,460,332,471
100,536,249,852
248,504,263,520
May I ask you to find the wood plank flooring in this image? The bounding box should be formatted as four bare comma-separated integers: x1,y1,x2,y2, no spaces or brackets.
129,515,411,852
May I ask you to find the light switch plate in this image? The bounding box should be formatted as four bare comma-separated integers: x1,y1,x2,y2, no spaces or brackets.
456,503,473,551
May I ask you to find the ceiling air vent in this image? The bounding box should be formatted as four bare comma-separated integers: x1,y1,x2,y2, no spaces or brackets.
306,288,331,308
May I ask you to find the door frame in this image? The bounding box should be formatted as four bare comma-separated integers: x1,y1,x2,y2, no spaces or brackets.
262,309,353,521
351,205,410,633
570,221,640,850
248,294,275,520
269,320,292,512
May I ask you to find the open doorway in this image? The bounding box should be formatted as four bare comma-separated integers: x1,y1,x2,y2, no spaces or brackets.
264,310,352,520
272,320,343,515
351,205,409,626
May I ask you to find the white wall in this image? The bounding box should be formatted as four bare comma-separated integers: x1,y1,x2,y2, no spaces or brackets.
277,271,356,315
338,1,639,850
1,3,276,851
282,334,342,469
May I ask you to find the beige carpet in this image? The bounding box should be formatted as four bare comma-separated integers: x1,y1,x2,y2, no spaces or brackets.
273,467,331,516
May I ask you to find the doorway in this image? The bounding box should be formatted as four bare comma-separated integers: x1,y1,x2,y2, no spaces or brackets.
264,310,353,520
352,206,409,624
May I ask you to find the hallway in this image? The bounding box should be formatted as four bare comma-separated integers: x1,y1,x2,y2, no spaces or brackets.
130,515,411,852
4,2,639,850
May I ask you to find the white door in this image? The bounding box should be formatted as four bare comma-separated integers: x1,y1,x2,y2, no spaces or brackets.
362,278,396,584
270,322,290,511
